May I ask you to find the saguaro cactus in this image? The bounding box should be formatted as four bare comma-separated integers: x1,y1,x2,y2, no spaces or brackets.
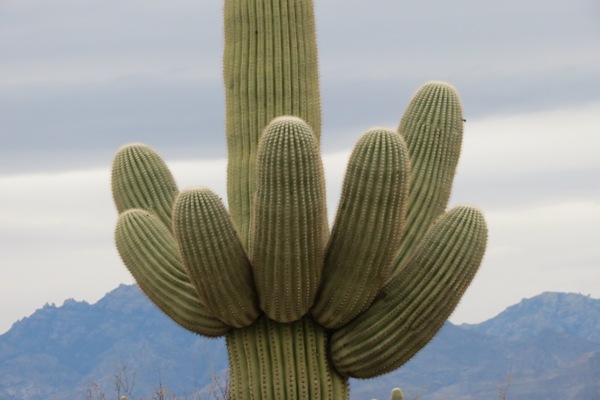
111,1,488,399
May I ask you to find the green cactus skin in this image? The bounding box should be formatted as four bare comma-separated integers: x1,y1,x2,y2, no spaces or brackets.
115,209,230,337
173,188,260,328
312,128,410,329
110,0,489,397
250,116,327,323
227,316,348,399
330,206,488,378
112,143,178,229
391,81,464,276
224,0,321,249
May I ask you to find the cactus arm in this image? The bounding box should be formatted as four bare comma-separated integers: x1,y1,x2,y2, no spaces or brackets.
172,188,260,328
250,116,327,322
312,128,410,329
111,144,230,336
111,143,179,230
392,82,464,275
224,0,321,248
330,206,488,378
115,210,230,336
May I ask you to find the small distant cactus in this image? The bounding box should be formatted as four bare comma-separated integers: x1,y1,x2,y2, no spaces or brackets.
390,388,406,400
111,0,488,398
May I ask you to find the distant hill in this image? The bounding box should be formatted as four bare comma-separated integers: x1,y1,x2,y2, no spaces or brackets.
357,293,600,400
463,292,600,343
0,285,228,400
1,285,599,400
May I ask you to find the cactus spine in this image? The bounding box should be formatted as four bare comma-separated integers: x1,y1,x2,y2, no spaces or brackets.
111,0,488,398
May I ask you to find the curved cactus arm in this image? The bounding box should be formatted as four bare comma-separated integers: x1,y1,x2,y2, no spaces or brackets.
330,206,488,378
111,143,230,336
172,188,260,328
115,210,231,337
111,143,179,230
312,128,410,329
250,116,328,323
224,0,321,247
392,82,464,275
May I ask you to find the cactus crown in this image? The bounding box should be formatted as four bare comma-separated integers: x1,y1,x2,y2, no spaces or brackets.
110,1,488,398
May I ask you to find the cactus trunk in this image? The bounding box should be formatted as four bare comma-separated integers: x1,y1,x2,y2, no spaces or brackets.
227,316,348,399
224,0,321,249
222,1,342,395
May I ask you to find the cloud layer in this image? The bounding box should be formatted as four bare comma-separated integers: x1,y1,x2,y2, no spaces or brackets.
2,0,599,172
1,0,599,333
1,104,599,333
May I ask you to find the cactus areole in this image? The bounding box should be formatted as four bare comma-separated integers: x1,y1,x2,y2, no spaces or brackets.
111,1,488,399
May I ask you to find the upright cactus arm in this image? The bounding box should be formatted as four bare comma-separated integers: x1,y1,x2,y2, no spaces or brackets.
250,116,327,323
312,128,410,329
111,143,178,229
173,188,260,328
391,82,464,275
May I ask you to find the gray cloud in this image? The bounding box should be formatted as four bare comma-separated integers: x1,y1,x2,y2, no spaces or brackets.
2,0,600,174
1,78,226,173
452,161,599,213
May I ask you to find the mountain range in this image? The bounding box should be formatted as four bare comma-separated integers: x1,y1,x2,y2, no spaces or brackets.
1,285,599,400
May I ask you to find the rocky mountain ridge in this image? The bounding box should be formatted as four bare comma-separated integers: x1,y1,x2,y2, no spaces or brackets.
1,285,599,400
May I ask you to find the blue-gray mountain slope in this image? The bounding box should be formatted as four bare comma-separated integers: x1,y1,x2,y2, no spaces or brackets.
1,286,598,399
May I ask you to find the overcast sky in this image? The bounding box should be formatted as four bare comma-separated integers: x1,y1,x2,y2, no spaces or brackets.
1,0,599,334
